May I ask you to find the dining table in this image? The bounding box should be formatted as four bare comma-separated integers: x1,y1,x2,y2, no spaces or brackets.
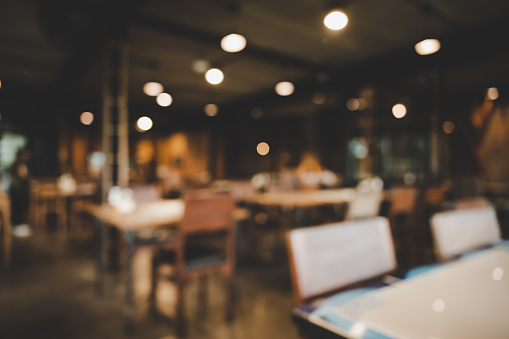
296,242,509,339
84,198,249,334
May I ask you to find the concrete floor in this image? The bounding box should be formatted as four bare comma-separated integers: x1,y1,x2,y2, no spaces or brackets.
0,227,298,339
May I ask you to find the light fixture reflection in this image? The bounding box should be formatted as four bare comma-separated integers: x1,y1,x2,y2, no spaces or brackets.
143,82,164,96
0,80,2,89
221,33,247,53
486,87,499,101
80,112,94,125
204,104,218,117
257,142,270,156
392,103,407,118
324,11,348,30
275,81,294,96
205,68,224,85
136,116,153,132
156,93,173,107
415,39,441,55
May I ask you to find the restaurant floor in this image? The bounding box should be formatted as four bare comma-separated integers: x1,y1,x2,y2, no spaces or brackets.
0,226,298,339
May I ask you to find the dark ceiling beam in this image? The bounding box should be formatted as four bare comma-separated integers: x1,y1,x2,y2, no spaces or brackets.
132,14,324,73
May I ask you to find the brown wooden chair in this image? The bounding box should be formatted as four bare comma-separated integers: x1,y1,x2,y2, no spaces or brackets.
387,186,420,266
150,190,236,337
286,217,397,338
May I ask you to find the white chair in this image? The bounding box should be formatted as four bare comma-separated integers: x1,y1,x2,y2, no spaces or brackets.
287,217,397,306
344,190,383,220
431,205,501,260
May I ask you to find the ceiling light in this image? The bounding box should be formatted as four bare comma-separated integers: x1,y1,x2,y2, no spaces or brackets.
221,33,247,53
415,39,441,55
143,82,163,96
205,68,224,85
136,116,153,132
275,81,294,96
392,103,407,118
204,104,218,116
324,10,348,30
80,112,94,125
486,87,499,101
156,93,173,107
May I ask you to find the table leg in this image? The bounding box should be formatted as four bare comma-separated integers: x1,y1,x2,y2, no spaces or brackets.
94,220,106,296
124,231,136,335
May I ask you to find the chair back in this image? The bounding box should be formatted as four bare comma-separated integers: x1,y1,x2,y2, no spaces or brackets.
431,205,501,260
181,191,235,235
287,217,396,305
345,190,383,220
130,184,163,204
389,186,419,216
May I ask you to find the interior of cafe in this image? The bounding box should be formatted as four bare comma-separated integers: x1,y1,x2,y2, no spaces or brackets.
1,0,509,338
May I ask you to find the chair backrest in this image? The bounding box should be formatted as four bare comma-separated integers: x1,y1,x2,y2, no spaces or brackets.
130,184,163,204
389,186,419,216
431,205,501,260
181,191,235,235
345,190,383,220
287,217,396,305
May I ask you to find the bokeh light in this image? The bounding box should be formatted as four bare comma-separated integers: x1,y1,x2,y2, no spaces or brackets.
191,59,211,74
275,81,294,96
136,116,153,132
80,112,94,125
221,33,247,53
443,121,455,134
204,104,218,117
257,142,270,155
347,98,360,111
205,68,224,85
486,87,499,101
156,93,173,107
415,39,441,55
143,82,163,96
251,107,263,119
392,103,407,118
313,92,326,105
324,11,348,30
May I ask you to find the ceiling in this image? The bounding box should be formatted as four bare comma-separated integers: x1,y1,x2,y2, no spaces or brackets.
1,0,509,125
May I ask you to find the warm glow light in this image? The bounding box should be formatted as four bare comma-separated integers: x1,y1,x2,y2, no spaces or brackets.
0,80,2,89
313,92,326,105
156,93,173,107
392,103,407,118
204,104,218,117
486,87,499,101
324,11,348,30
136,116,153,131
251,107,263,119
80,112,94,125
275,81,294,96
191,59,211,74
443,121,455,134
205,68,224,85
143,82,164,96
257,142,270,156
347,98,360,111
432,299,445,313
415,39,441,55
221,33,247,53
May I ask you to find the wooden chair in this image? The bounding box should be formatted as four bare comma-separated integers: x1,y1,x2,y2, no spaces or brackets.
150,190,236,337
431,205,501,260
287,217,397,335
387,186,420,266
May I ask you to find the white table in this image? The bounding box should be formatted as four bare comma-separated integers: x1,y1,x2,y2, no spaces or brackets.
310,245,509,339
